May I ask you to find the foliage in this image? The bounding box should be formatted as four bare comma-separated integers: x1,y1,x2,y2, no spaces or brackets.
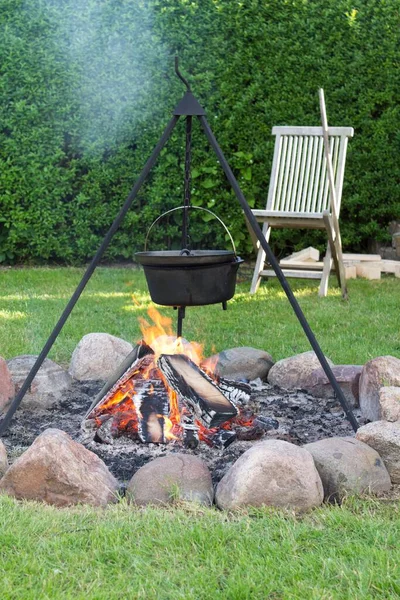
0,0,399,263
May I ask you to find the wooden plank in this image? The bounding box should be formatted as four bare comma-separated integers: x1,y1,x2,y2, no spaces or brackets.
280,260,324,270
284,247,320,262
342,253,382,263
356,263,381,280
252,210,324,219
381,260,400,274
290,136,302,211
319,244,332,297
267,133,283,212
295,136,307,210
344,265,357,279
250,223,270,294
272,126,354,137
261,269,323,279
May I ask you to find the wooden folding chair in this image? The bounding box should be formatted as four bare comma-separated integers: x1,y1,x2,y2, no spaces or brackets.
249,93,353,298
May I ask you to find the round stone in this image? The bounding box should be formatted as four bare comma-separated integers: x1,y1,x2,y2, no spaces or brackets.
304,436,391,501
215,439,323,511
126,454,214,506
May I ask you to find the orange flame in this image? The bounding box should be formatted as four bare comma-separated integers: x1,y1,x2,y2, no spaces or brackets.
93,306,224,443
139,306,204,365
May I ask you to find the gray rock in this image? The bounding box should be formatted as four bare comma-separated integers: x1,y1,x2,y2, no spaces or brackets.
69,333,133,381
215,440,323,511
202,347,274,382
359,356,400,421
379,387,400,422
0,440,8,478
7,355,72,409
0,357,15,413
0,428,119,506
267,351,334,391
303,365,362,407
356,421,400,484
126,454,213,506
304,436,391,501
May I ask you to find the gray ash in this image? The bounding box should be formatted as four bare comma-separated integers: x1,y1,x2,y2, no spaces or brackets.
1,379,362,485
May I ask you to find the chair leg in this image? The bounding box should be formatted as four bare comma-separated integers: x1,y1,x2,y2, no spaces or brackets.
250,223,270,294
319,244,332,297
322,212,348,300
245,215,260,252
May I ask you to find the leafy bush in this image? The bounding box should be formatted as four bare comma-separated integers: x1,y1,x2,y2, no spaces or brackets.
0,0,399,263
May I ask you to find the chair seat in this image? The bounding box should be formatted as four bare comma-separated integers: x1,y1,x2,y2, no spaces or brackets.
252,210,325,229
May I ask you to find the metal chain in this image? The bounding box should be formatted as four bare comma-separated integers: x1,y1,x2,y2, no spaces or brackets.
181,116,192,250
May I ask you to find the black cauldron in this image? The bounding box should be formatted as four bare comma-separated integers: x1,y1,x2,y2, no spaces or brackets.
135,249,243,306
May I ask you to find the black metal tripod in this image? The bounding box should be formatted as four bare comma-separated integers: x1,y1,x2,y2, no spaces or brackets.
0,60,359,435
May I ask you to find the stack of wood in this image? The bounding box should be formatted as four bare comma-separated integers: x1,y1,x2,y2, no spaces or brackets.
280,247,400,280
83,343,252,448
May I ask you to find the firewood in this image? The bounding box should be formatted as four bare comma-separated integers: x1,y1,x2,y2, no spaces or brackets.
253,416,279,431
84,341,154,419
157,354,239,428
216,378,251,406
200,428,237,448
93,416,114,445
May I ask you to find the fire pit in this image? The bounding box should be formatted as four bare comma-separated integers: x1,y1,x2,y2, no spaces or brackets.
83,309,273,450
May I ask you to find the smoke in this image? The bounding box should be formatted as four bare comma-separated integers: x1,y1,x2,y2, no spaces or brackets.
45,0,168,153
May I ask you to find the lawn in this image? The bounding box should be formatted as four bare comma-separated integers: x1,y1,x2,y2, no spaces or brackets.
0,265,400,599
0,265,399,366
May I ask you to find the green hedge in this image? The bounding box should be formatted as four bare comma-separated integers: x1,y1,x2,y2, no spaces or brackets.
1,0,399,263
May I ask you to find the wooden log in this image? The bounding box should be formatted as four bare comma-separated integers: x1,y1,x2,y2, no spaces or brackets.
84,341,154,419
199,428,237,448
216,378,251,407
85,342,154,419
157,354,239,429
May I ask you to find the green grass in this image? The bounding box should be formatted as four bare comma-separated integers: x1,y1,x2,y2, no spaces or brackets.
0,265,399,366
0,495,399,600
1,265,400,599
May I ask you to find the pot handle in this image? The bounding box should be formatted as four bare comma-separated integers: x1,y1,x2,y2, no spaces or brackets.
144,206,237,255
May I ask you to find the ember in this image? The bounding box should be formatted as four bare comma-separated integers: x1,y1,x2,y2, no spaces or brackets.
84,309,254,448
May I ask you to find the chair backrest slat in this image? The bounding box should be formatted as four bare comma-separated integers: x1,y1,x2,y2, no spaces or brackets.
274,135,287,211
266,126,353,217
289,136,303,212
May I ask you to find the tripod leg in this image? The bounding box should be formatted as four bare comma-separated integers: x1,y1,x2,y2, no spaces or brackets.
198,115,358,432
0,116,179,435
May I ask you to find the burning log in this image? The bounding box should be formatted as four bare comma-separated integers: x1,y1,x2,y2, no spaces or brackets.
199,427,237,449
84,341,154,420
84,338,255,448
157,353,241,429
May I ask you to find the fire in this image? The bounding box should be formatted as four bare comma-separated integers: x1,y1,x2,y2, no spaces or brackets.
90,306,254,447
138,306,204,365
136,306,207,437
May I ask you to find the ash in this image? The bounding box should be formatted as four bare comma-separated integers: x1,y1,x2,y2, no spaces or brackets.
1,379,362,485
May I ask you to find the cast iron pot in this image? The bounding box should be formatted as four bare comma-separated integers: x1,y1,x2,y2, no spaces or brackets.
135,207,243,307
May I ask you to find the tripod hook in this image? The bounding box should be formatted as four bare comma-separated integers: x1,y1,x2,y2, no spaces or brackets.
175,56,191,92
